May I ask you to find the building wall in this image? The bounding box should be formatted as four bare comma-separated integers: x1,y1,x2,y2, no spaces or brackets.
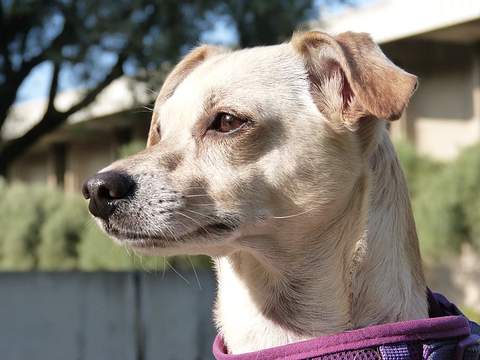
8,137,118,193
388,41,480,160
9,149,52,186
7,112,150,192
409,61,479,159
66,138,117,192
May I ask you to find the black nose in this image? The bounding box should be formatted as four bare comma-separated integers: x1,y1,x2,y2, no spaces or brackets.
82,171,135,219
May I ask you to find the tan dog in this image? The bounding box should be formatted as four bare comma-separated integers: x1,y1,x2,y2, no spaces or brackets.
83,31,428,354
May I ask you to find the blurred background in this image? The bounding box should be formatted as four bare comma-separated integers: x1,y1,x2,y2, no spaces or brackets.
1,0,480,359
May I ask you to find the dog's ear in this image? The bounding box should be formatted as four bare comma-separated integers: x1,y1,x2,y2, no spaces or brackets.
147,45,227,146
292,31,417,129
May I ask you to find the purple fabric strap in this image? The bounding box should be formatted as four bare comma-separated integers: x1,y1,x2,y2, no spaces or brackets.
379,342,422,359
212,292,475,360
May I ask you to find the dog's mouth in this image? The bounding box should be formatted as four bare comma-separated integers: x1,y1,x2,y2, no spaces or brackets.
104,221,236,248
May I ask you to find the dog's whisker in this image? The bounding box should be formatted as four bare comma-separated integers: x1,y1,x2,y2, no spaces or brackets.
272,208,317,219
188,203,216,207
188,256,203,290
182,187,210,192
162,256,167,279
144,87,158,96
166,259,190,286
176,211,212,237
188,206,216,211
123,243,132,257
131,109,154,114
163,223,180,243
183,209,217,221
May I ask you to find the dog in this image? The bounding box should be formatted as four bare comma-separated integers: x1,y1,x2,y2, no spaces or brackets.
83,31,429,355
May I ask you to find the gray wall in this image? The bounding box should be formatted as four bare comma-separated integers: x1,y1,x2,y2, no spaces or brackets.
0,271,217,360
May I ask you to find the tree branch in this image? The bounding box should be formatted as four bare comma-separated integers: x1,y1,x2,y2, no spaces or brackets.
63,54,126,117
0,4,159,174
19,22,71,82
46,62,61,116
0,53,126,173
0,18,73,134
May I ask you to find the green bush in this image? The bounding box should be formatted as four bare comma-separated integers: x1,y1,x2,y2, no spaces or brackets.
0,181,211,271
78,223,171,272
412,166,467,256
0,178,6,262
396,142,480,258
0,184,64,270
77,223,210,272
37,194,88,270
77,223,140,271
449,144,480,250
469,196,480,249
118,140,146,158
395,140,443,197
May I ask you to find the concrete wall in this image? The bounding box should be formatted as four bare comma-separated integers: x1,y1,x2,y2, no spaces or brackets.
6,112,150,192
66,139,117,192
0,268,478,360
408,62,480,159
0,271,217,360
9,149,51,185
8,138,117,193
387,41,480,160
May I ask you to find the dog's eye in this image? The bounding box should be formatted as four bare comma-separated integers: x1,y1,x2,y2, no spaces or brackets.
209,113,246,133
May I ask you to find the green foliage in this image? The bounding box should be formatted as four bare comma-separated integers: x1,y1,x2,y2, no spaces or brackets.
394,141,442,197
0,184,63,270
118,140,146,159
37,194,87,270
214,1,317,47
462,306,480,323
469,196,480,249
0,181,212,271
78,222,170,272
77,224,140,271
396,142,480,258
448,144,480,250
0,184,38,270
76,223,210,272
413,166,466,256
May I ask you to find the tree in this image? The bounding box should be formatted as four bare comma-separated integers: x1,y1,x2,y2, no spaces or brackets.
216,0,316,48
0,0,210,175
0,0,321,176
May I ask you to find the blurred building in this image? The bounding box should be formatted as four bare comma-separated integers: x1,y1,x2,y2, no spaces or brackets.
2,78,151,192
322,0,480,159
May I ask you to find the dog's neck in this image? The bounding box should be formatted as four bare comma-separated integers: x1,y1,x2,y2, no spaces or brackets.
213,128,428,355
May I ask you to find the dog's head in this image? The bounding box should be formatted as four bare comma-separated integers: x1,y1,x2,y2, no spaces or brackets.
83,31,417,256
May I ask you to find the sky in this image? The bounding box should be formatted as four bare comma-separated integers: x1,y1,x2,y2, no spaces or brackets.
15,0,366,103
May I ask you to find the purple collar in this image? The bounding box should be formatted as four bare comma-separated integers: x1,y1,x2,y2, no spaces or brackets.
212,292,472,360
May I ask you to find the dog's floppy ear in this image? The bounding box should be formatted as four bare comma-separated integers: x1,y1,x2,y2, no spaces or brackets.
147,45,227,146
292,31,417,129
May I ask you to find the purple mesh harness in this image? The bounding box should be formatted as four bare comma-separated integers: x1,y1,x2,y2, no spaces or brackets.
213,291,480,360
